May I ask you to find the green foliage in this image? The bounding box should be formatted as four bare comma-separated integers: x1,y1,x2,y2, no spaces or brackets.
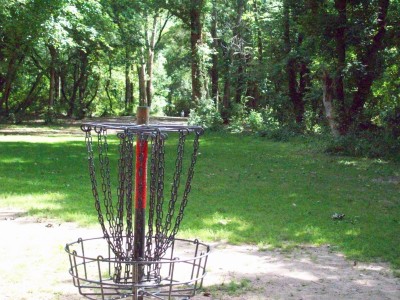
325,130,400,162
188,98,223,130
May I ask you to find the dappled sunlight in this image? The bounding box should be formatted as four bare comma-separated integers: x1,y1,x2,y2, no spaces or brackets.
338,159,359,166
0,135,82,143
345,228,360,236
0,157,32,164
281,269,320,281
202,212,249,231
0,192,66,210
203,243,399,299
294,225,324,240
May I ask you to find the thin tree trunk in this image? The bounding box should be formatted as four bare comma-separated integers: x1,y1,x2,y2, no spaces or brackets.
322,72,340,137
334,0,347,133
105,60,114,114
125,61,133,114
48,44,57,112
190,0,204,104
137,59,147,106
0,53,20,115
210,0,219,105
15,72,44,114
234,0,245,104
146,15,158,108
222,42,233,120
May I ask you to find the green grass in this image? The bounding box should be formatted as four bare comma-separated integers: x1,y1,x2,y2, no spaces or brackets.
0,128,399,270
203,278,254,297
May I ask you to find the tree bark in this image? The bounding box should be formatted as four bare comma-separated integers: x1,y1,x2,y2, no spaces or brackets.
67,50,88,118
283,0,304,125
0,52,21,116
137,60,147,107
48,44,57,112
125,49,133,113
334,0,347,133
322,72,340,137
190,0,204,104
348,0,389,128
210,0,219,105
14,72,44,115
146,15,158,108
234,0,245,104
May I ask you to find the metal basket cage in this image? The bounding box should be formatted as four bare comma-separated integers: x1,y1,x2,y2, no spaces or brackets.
66,236,210,300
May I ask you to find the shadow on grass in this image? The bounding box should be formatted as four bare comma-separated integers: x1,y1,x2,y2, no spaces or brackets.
0,132,399,269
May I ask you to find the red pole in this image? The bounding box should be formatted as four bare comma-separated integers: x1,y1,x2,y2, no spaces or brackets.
134,106,149,286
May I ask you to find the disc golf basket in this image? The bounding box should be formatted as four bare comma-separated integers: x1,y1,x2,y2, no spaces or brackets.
65,120,210,300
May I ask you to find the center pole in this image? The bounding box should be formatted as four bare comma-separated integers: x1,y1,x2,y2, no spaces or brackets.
134,106,149,290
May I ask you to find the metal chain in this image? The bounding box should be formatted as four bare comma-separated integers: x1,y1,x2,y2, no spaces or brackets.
154,133,166,260
82,125,120,269
157,130,201,257
96,128,116,242
123,132,135,282
170,130,201,238
146,133,158,258
81,125,202,273
162,130,187,239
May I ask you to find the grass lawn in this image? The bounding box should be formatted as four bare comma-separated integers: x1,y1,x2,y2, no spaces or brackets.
0,127,399,270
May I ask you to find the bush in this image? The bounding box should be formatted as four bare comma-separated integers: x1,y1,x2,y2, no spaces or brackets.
325,130,400,161
247,110,264,132
188,98,223,130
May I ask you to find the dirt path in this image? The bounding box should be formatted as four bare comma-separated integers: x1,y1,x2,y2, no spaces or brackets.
0,209,399,300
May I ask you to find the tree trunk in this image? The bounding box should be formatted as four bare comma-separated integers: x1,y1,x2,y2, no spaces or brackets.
234,0,245,104
322,72,340,137
137,61,147,107
0,53,20,116
48,44,57,112
14,72,44,115
105,60,114,114
347,0,389,130
283,0,304,125
125,49,133,113
190,0,204,104
210,0,219,105
253,0,263,62
67,50,88,118
146,15,158,108
222,42,233,121
334,0,347,133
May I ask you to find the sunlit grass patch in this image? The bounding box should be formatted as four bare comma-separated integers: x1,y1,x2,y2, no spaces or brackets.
0,130,399,271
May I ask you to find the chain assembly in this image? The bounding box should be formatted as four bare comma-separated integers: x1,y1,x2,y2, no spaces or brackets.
80,123,203,283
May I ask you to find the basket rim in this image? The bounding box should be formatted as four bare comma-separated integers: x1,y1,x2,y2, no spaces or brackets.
65,236,211,264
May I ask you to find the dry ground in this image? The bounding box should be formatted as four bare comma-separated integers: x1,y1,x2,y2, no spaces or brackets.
0,209,399,300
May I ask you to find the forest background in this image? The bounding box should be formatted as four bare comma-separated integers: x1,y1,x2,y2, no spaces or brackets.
0,0,399,160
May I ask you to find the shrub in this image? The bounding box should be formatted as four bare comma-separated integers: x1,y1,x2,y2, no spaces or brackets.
247,110,264,132
188,98,223,130
325,130,400,161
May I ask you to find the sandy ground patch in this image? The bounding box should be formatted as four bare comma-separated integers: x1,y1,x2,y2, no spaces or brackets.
0,209,399,300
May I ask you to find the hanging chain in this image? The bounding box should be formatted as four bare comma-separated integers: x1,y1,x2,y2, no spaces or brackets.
162,130,187,239
81,124,203,271
156,130,202,257
125,132,135,256
82,125,120,265
170,130,201,238
97,128,116,241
